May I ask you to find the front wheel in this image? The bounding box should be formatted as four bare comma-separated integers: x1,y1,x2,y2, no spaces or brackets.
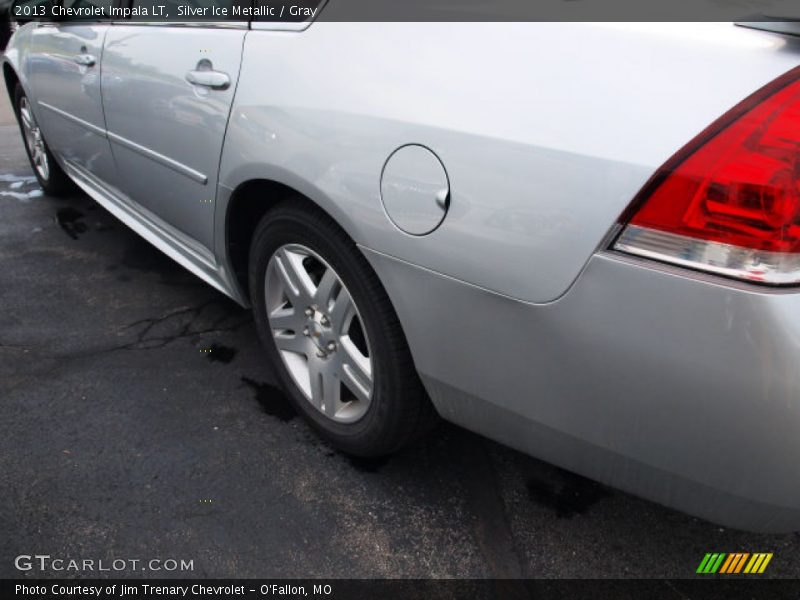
14,83,74,196
249,202,437,457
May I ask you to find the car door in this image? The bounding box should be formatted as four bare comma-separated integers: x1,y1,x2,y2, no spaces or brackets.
24,1,117,185
100,8,246,253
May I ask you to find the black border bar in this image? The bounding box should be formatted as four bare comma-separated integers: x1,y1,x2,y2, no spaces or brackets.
4,579,800,600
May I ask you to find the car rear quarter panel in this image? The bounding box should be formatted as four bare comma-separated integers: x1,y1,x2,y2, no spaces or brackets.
219,22,800,304
217,22,800,530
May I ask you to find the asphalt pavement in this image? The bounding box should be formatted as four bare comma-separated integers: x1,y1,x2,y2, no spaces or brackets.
2,80,800,581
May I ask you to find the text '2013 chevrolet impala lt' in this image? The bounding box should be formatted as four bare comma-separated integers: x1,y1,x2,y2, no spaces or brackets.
4,12,800,532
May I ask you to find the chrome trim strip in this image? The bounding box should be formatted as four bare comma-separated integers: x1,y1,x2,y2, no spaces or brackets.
106,131,208,185
615,224,800,285
38,101,206,185
63,161,232,297
38,101,107,138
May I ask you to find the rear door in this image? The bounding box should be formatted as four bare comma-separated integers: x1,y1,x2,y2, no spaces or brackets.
25,2,117,184
101,7,246,251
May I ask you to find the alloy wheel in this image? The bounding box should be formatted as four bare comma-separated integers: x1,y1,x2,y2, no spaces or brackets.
265,243,373,423
18,96,49,181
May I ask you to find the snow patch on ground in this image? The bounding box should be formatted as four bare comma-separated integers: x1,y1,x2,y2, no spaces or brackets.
0,173,37,184
0,173,42,203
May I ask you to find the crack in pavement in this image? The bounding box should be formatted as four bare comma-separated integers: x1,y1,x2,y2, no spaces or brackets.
4,300,253,362
121,300,221,336
120,299,252,350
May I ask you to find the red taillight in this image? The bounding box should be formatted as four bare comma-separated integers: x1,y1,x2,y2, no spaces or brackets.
615,67,800,284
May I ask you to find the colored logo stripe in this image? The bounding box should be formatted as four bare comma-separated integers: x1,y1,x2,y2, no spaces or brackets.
697,552,773,574
719,553,749,573
744,553,773,574
697,553,726,574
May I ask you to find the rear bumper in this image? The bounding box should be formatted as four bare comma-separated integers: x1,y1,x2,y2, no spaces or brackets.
365,247,800,532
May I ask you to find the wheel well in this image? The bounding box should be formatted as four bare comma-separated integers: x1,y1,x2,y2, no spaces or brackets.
226,179,336,299
3,63,19,106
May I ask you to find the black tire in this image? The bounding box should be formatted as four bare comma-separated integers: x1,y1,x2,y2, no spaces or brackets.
14,83,74,196
249,201,437,457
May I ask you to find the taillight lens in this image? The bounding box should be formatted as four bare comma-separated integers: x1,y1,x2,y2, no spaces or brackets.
615,68,800,284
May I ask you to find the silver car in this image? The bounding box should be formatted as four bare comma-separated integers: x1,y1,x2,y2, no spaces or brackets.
5,15,800,533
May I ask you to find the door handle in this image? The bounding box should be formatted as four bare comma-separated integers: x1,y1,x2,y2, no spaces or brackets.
74,53,96,67
186,69,230,90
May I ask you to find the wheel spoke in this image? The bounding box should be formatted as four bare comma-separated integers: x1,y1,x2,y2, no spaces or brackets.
20,104,32,130
330,287,355,335
273,331,308,355
274,248,313,302
268,306,303,332
338,338,372,403
309,359,340,416
313,267,339,311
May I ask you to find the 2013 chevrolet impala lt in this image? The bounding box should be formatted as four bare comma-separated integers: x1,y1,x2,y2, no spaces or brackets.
4,12,800,532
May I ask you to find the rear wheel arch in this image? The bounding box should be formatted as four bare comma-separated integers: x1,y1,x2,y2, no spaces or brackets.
225,178,360,302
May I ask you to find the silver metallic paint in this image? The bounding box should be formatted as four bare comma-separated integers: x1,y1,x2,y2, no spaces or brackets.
6,21,800,531
25,24,117,185
364,247,800,532
219,23,800,304
101,25,245,249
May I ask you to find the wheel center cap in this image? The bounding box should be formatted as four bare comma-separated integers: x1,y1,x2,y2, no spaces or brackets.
305,308,335,357
308,319,324,339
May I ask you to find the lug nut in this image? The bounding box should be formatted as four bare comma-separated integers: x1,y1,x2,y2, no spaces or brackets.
320,315,330,327
302,327,309,337
326,341,337,352
304,307,313,317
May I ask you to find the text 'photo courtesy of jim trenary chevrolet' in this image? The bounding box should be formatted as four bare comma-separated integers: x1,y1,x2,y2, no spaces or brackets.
5,1,800,599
